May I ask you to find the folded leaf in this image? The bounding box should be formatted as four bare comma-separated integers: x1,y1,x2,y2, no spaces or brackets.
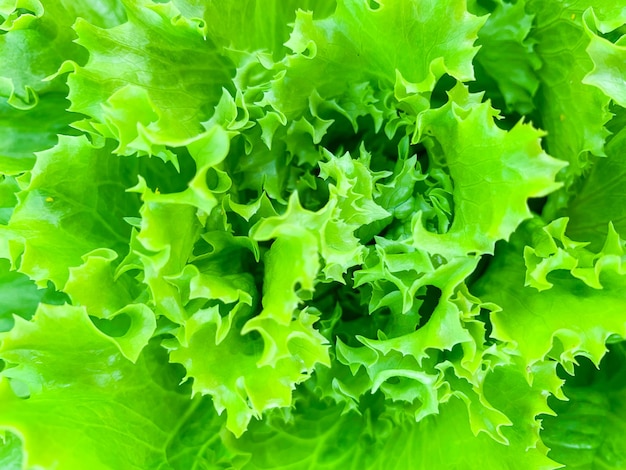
413,83,565,256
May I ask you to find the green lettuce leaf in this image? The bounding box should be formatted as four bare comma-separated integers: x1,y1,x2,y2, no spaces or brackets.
170,304,329,437
0,95,80,175
412,83,565,257
63,0,234,158
0,430,22,470
1,135,139,288
542,344,626,469
270,0,485,120
474,221,626,374
0,0,84,107
172,0,336,59
582,9,626,108
228,377,560,470
0,303,234,469
527,0,613,185
0,259,66,332
473,0,542,114
564,120,626,251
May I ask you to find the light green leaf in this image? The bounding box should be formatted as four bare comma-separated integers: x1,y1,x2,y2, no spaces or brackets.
2,135,139,288
412,83,565,257
582,9,626,108
65,248,138,318
0,259,67,332
0,0,83,107
64,248,155,362
524,218,626,291
250,148,392,286
479,358,565,449
228,393,560,470
170,305,328,437
474,233,626,373
256,232,319,326
474,0,542,114
565,124,626,251
542,344,626,469
270,0,485,119
134,205,198,324
54,0,126,28
0,431,22,470
0,303,234,469
0,176,19,227
0,95,80,175
0,0,123,106
64,0,234,155
527,0,613,182
173,0,336,59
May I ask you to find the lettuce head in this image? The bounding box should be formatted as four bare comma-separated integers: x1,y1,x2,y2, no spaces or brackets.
0,0,625,468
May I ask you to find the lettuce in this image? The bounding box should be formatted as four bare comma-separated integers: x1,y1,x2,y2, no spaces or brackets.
0,0,625,468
